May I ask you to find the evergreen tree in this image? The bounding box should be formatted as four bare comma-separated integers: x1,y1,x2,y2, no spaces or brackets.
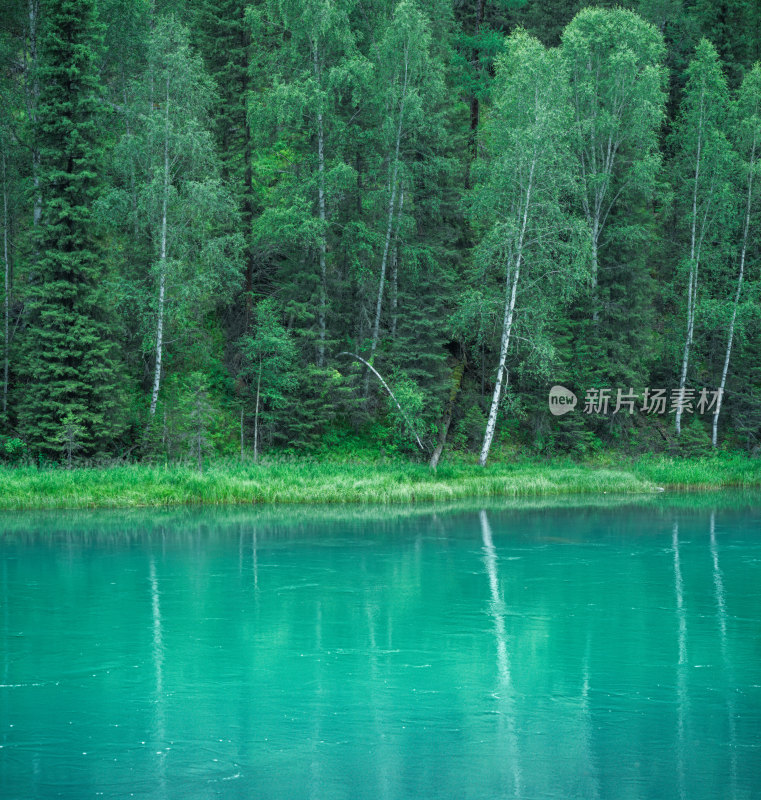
0,130,15,423
689,0,759,86
1,0,42,429
17,0,124,458
192,0,256,323
239,298,297,460
0,41,27,426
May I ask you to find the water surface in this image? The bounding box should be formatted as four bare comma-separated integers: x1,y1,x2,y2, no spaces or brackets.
2,496,761,799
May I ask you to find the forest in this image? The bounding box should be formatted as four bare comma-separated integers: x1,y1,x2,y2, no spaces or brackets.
1,0,760,468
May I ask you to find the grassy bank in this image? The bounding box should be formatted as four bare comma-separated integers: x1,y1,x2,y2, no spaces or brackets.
1,454,759,511
631,455,761,489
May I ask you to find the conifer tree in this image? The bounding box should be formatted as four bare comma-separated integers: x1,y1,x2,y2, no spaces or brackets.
0,1,34,429
192,0,256,320
17,0,123,458
239,298,297,460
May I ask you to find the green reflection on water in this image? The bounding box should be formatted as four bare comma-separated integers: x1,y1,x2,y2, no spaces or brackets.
1,493,760,799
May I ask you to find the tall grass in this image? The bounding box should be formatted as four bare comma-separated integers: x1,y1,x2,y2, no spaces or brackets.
0,454,758,511
631,453,761,489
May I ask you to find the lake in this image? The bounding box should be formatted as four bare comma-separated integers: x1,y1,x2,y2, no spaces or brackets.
1,495,760,799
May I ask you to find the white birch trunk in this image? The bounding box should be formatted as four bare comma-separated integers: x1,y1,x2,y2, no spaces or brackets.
388,184,405,342
253,360,261,464
573,78,608,325
28,0,41,229
712,134,756,447
676,259,699,436
478,261,520,467
313,43,328,368
676,92,705,437
149,80,170,417
365,52,409,395
590,223,599,323
2,149,9,416
368,169,399,367
390,245,398,340
479,163,534,467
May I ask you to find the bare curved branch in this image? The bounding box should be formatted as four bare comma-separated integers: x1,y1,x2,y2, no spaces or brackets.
337,352,426,452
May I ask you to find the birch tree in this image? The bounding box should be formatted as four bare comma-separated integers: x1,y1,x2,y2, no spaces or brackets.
712,64,761,447
473,30,587,467
249,0,360,367
24,0,41,231
105,16,241,418
364,0,441,392
671,40,735,436
561,7,666,321
1,140,12,420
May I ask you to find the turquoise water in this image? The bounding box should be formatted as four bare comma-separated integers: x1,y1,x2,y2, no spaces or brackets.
1,497,760,799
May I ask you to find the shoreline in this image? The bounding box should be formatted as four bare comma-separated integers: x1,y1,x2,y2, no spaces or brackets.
1,455,760,511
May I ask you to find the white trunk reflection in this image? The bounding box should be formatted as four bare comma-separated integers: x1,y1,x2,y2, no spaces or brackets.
2,560,7,686
366,602,391,799
309,601,323,800
710,511,737,796
252,529,258,592
480,510,522,797
149,554,166,795
672,522,688,800
580,635,599,799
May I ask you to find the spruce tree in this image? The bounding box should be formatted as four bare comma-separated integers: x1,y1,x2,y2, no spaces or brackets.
192,0,256,320
17,0,123,459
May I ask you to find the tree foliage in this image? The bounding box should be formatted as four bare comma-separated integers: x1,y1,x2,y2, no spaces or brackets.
1,0,760,462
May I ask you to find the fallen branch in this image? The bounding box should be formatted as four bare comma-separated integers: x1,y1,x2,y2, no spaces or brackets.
337,352,426,452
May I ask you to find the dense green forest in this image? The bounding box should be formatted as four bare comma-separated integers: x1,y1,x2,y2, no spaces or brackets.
1,0,760,467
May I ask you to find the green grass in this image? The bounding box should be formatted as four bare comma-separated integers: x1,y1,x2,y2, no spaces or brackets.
630,453,761,489
0,453,759,510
